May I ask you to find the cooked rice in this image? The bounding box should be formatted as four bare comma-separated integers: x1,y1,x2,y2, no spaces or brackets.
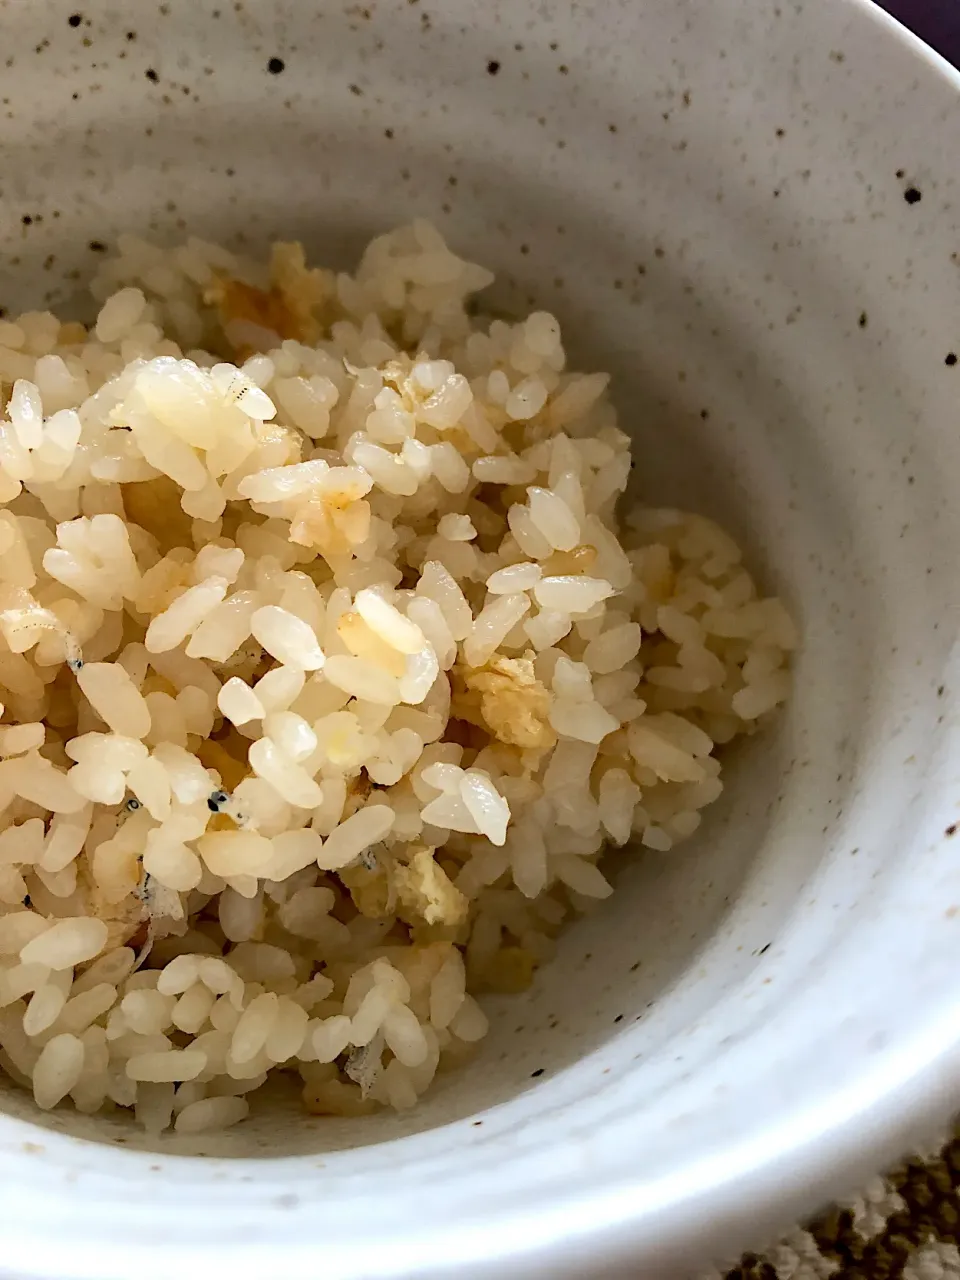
0,221,795,1134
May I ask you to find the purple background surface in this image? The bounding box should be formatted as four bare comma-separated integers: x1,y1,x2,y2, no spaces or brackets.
880,0,960,66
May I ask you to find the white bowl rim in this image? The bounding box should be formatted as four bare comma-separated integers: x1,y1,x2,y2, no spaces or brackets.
0,1,957,1277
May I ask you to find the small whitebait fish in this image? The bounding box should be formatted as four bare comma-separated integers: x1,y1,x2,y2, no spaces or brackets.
344,1037,383,1099
0,603,83,671
206,789,251,828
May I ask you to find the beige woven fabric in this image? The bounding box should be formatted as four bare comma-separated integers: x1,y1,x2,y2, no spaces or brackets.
701,1131,960,1280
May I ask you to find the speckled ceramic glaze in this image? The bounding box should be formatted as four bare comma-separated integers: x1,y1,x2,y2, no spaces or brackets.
0,0,959,1276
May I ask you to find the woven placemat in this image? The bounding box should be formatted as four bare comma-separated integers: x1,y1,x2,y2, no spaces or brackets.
701,1129,960,1279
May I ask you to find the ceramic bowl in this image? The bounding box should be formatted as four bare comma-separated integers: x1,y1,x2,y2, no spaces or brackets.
0,1,959,1276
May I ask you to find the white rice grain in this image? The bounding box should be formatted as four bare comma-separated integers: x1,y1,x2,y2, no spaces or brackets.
145,578,229,653
317,805,395,871
583,623,643,675
231,992,280,1064
33,1033,85,1109
463,594,530,668
429,951,466,1029
20,918,108,971
126,1049,206,1083
459,771,510,846
527,487,581,552
485,562,542,594
448,995,489,1043
534,576,614,613
174,1095,249,1133
218,677,265,726
323,654,401,706
312,1015,353,1063
250,606,326,671
354,589,425,655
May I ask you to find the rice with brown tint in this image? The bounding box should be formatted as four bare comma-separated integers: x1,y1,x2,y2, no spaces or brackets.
0,222,795,1133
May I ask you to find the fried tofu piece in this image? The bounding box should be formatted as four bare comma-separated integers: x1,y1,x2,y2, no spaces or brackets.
269,242,333,346
394,846,468,929
463,655,556,751
204,275,303,350
205,241,333,356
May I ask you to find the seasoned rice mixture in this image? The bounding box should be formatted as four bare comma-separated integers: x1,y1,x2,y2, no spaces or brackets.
0,222,794,1134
